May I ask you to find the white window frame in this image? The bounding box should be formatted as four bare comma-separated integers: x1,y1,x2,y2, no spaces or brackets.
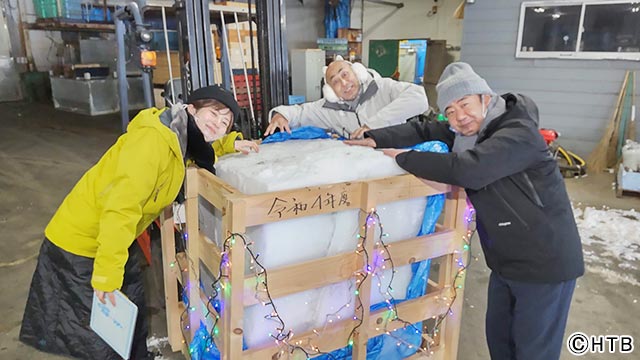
516,0,640,61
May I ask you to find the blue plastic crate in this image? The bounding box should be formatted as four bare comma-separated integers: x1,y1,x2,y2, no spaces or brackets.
60,0,83,20
84,6,112,22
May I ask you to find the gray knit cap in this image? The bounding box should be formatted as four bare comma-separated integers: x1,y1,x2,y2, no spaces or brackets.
436,62,494,111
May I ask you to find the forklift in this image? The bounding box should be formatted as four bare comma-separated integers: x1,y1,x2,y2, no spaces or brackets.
112,0,290,139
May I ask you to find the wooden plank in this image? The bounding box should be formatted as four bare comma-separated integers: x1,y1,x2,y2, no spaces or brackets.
243,252,358,306
442,189,468,360
242,181,363,226
588,72,630,173
223,197,247,359
352,182,376,360
405,345,443,359
185,168,202,341
198,169,236,209
369,175,451,204
242,319,357,360
178,301,192,358
173,252,188,285
379,229,458,267
199,234,223,279
367,288,451,338
199,289,223,351
160,207,182,352
199,168,239,194
627,71,636,141
442,188,461,230
25,20,115,32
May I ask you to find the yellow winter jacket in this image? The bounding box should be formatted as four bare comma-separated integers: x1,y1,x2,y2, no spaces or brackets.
213,131,243,160
45,108,185,291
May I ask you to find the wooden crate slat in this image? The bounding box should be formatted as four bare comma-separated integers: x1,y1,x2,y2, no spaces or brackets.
352,182,376,360
198,169,237,209
241,319,358,360
199,168,240,194
198,289,224,351
237,230,458,306
369,175,451,204
199,234,223,279
160,208,183,351
224,198,248,358
367,288,451,338
242,252,358,306
185,168,202,340
241,182,364,226
441,188,469,360
172,252,189,286
379,229,458,268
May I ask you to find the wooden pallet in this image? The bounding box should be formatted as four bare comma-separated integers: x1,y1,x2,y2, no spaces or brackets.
160,167,470,359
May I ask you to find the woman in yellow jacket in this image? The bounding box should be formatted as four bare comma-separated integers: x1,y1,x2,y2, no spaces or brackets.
19,86,257,359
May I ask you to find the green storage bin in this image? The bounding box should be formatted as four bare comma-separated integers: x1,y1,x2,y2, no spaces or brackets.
33,0,58,18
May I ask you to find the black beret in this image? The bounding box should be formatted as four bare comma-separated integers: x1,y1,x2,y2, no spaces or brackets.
188,85,240,121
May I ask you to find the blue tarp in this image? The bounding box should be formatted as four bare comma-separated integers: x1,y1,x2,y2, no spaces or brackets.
191,131,449,359
324,0,351,38
261,126,339,144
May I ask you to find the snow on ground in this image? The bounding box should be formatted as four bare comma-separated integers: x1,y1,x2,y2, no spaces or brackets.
573,205,640,286
147,336,170,359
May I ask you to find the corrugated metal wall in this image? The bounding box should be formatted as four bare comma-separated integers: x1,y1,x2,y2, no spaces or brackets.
461,0,640,157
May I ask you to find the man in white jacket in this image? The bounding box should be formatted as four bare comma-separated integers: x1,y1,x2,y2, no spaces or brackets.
264,56,429,139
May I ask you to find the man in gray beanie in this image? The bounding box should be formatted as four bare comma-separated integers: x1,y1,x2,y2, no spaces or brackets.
346,62,583,360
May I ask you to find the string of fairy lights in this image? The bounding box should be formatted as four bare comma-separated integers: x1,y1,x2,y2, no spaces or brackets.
168,201,477,359
429,205,477,348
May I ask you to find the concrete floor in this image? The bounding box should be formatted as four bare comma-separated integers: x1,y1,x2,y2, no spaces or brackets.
0,102,638,359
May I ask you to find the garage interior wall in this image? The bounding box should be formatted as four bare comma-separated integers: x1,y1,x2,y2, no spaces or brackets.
15,0,64,71
285,0,325,60
351,0,464,66
461,0,640,158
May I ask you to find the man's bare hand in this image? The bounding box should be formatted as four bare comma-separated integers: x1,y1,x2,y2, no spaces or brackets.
234,140,260,154
344,138,377,148
381,148,409,159
264,113,291,136
350,125,370,139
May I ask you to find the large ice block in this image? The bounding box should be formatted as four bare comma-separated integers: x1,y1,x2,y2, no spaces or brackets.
200,139,430,349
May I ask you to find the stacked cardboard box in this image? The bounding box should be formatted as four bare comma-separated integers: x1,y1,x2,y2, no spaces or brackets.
338,28,362,62
154,51,181,86
224,22,259,70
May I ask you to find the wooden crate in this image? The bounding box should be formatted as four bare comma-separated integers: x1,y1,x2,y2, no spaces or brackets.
160,167,470,359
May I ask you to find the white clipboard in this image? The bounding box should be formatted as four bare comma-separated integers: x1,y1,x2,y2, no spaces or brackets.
90,290,139,359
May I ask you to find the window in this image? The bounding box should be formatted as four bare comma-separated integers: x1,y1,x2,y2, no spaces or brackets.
516,1,640,60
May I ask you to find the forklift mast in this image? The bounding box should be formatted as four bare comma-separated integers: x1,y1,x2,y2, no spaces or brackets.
175,0,216,101
115,0,290,136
